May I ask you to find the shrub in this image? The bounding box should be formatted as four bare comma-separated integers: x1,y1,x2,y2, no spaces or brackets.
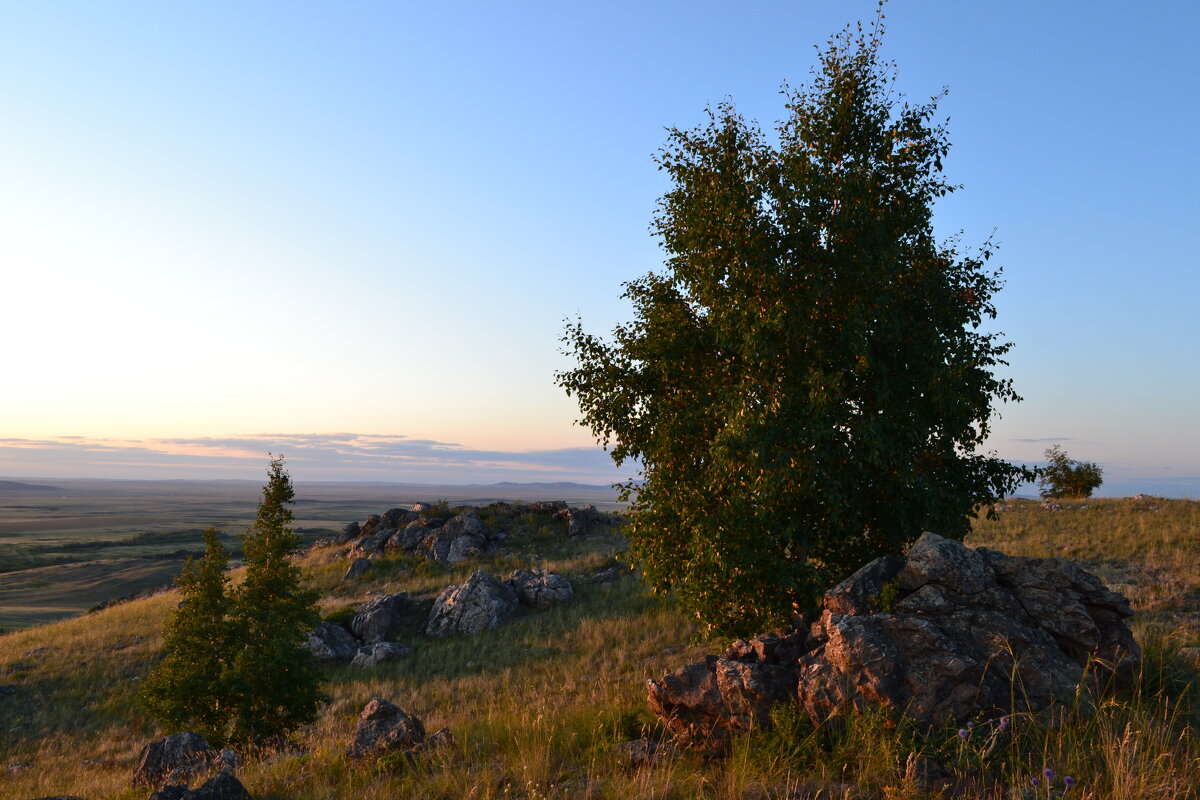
1038,445,1103,500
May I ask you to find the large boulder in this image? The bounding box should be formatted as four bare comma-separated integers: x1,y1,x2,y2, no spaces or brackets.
387,523,433,553
132,732,216,788
647,533,1140,752
383,507,418,529
341,557,373,583
350,593,411,643
507,568,574,609
304,621,361,664
426,571,518,638
337,521,361,544
797,533,1139,728
347,698,426,758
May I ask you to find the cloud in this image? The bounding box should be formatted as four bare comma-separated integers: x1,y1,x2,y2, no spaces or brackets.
0,434,635,484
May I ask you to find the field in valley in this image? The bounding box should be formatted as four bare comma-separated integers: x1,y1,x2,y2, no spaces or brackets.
0,495,1198,799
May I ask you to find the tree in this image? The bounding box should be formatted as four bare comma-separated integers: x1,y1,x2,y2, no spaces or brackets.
141,527,234,745
142,456,325,745
556,17,1032,637
225,455,325,743
1039,445,1103,499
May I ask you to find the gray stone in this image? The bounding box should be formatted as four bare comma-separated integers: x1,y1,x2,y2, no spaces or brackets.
507,568,574,609
132,732,216,788
347,697,426,758
426,571,519,638
341,557,373,583
351,641,415,667
350,593,411,643
304,621,360,664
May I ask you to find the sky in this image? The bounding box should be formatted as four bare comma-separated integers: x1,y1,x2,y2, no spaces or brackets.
1,1,1197,495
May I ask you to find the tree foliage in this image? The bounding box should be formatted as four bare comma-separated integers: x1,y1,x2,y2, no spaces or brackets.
225,455,324,743
141,527,233,745
556,18,1032,637
1039,445,1103,500
142,456,324,745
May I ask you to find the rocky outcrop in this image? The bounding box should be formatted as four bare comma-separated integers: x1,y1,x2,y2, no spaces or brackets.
507,568,573,609
426,571,518,638
132,732,217,788
647,532,1140,752
304,622,361,664
556,504,620,538
350,593,412,643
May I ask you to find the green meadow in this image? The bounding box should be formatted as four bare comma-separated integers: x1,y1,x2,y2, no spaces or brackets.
1,496,1198,799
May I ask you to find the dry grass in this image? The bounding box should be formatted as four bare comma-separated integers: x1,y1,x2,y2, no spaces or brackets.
1,498,1198,799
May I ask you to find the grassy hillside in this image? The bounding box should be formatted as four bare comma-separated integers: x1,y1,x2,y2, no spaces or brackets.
2,498,1198,799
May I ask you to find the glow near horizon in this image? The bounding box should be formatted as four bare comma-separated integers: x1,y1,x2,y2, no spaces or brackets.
1,1,1198,493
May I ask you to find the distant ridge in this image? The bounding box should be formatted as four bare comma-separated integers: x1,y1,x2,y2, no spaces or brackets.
0,479,62,492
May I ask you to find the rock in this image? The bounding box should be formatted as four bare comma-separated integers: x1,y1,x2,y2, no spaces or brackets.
423,515,494,565
410,502,432,514
26,796,86,800
646,630,808,754
507,568,574,609
132,732,216,788
360,514,383,536
350,593,411,643
304,622,361,664
613,738,671,768
337,521,361,544
383,507,417,529
591,566,623,584
148,771,251,800
648,533,1140,752
341,557,373,583
426,571,519,638
7,761,32,774
348,534,387,558
528,500,567,515
557,504,619,537
347,698,427,758
351,641,415,667
387,523,432,553
186,770,251,800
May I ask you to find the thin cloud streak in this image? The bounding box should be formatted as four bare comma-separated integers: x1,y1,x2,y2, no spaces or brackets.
0,434,634,484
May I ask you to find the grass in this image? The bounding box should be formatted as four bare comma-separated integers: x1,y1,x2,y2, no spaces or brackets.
1,497,1198,798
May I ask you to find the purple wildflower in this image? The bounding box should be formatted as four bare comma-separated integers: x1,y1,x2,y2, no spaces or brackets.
958,729,969,739
1044,768,1056,780
998,716,1009,732
1031,777,1039,786
967,721,975,729
1064,776,1077,788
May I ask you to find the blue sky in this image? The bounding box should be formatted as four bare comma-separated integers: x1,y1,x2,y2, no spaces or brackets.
1,1,1197,495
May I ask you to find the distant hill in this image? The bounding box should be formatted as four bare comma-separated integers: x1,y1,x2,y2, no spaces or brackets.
0,480,62,493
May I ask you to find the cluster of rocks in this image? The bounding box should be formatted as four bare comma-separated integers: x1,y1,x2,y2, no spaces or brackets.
305,567,575,664
331,502,623,582
334,508,506,579
647,532,1140,753
108,699,450,800
130,733,248,800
